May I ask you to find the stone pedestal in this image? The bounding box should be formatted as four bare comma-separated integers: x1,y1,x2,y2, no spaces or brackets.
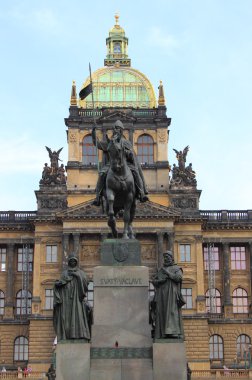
56,340,90,380
92,266,151,347
91,264,153,380
153,341,187,380
100,239,141,266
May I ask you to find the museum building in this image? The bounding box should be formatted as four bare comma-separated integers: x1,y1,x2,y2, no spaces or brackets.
0,15,252,374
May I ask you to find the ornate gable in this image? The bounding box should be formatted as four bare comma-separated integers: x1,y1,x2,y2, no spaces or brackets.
57,200,180,221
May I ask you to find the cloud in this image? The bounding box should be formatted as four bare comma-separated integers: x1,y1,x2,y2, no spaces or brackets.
148,27,179,52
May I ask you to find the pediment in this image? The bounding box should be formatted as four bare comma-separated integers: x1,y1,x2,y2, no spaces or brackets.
57,200,181,220
98,110,137,123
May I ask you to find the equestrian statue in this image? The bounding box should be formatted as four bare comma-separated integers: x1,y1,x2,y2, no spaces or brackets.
92,120,149,239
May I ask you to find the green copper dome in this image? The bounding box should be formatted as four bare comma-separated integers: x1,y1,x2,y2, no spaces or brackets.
79,15,157,109
79,66,156,109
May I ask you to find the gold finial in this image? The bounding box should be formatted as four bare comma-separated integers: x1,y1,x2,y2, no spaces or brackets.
70,80,77,106
158,80,166,106
115,12,119,25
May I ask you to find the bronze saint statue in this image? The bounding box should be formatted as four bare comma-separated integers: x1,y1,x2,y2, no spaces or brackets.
53,254,91,341
152,251,185,339
92,120,149,239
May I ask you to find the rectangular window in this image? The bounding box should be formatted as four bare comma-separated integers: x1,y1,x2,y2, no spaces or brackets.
179,244,191,262
17,247,33,272
46,245,57,263
203,246,220,270
181,288,192,309
231,246,246,270
0,248,6,271
45,289,54,310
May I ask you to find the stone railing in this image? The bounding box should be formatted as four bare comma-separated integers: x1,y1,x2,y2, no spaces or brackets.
192,369,250,378
200,210,252,222
0,372,46,379
78,110,102,117
77,108,158,118
0,369,250,379
0,211,36,223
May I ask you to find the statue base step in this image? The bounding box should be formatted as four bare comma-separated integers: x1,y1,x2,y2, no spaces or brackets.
90,358,153,380
153,340,187,380
56,340,90,380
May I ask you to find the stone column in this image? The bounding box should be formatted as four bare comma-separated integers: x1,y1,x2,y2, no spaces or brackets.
223,243,232,317
129,128,133,144
73,233,80,260
157,233,164,268
4,243,15,319
62,234,69,269
167,232,174,251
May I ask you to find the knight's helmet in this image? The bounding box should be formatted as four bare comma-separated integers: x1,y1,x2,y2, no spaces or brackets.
114,120,124,130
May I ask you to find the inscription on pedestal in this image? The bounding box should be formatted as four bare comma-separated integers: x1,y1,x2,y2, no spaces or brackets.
94,266,149,287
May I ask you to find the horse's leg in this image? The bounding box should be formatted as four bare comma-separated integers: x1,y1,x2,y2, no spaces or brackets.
128,198,136,239
106,188,118,238
122,193,133,239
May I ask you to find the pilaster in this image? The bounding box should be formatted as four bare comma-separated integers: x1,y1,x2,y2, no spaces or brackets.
157,233,164,268
62,234,69,269
248,241,252,301
32,237,42,315
73,233,80,260
167,232,174,251
223,243,232,317
4,243,15,319
195,235,205,313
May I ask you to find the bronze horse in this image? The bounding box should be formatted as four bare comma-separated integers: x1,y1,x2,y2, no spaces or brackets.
105,135,136,239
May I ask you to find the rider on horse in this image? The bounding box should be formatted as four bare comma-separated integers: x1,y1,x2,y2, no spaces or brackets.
92,120,149,206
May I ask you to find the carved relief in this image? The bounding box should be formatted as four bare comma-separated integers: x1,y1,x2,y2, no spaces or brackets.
39,198,67,209
142,244,156,260
172,198,197,209
157,129,167,143
198,301,205,312
80,244,100,262
69,131,77,142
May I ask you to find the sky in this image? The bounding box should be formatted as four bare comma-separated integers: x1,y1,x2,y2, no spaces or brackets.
0,0,252,211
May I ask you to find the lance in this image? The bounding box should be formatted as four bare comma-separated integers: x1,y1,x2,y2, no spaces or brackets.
88,63,100,173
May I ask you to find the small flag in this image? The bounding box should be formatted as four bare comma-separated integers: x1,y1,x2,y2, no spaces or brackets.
79,82,92,100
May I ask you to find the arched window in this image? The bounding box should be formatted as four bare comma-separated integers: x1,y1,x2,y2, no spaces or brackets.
233,288,248,313
237,334,251,359
209,335,224,360
16,290,32,315
82,135,97,165
205,289,222,314
14,336,28,361
0,290,4,315
137,134,154,164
